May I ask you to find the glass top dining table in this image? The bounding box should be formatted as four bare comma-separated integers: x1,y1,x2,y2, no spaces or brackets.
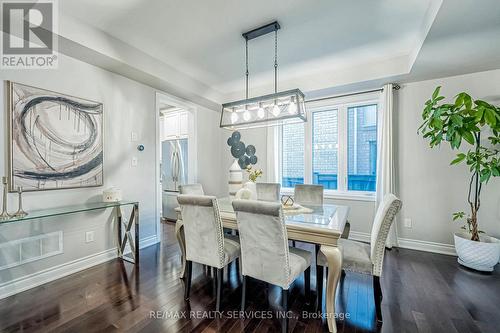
215,196,349,232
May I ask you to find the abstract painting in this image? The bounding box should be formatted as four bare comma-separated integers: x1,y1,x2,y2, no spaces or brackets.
8,82,103,191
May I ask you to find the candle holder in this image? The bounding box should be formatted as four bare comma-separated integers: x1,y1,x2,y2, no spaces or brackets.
0,177,11,220
13,187,27,218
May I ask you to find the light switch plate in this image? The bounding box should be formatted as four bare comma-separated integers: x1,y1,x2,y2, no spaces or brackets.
404,218,412,228
131,157,138,167
85,231,95,243
131,132,138,142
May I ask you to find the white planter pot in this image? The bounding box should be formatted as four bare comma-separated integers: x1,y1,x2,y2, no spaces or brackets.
454,232,500,272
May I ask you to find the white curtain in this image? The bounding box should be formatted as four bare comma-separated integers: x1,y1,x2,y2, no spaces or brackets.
376,83,398,248
266,126,279,183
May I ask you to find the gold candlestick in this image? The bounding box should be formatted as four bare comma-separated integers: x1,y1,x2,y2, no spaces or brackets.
0,177,11,220
13,187,27,218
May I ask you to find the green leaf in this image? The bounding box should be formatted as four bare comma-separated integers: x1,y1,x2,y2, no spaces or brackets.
480,169,491,183
462,131,475,145
484,109,497,126
450,115,463,127
451,154,466,165
431,117,443,129
432,86,441,100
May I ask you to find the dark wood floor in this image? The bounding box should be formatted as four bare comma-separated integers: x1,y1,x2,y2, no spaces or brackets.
1,223,499,333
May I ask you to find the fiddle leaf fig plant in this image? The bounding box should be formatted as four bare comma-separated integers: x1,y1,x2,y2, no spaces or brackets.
418,86,500,241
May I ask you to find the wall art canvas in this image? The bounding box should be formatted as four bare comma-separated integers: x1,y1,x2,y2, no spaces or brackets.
7,81,103,192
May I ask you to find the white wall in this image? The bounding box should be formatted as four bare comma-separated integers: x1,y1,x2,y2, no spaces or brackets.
0,53,224,293
396,69,500,245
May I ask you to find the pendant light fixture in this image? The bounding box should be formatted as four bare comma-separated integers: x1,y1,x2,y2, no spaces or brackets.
220,21,306,129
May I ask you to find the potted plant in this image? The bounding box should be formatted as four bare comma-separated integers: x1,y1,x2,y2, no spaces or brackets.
418,86,500,271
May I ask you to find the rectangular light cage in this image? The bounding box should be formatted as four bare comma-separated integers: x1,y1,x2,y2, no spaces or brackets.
220,89,306,130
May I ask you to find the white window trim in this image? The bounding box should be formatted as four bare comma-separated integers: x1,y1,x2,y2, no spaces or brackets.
276,91,381,202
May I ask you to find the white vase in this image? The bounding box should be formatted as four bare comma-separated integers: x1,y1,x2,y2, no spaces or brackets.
243,181,257,200
454,232,500,272
228,159,243,196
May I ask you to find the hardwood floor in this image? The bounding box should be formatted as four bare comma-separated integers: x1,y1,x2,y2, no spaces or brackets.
1,223,499,333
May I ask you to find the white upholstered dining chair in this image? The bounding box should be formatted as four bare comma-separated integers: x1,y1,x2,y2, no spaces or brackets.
179,183,204,195
232,199,312,333
316,193,402,322
256,182,281,202
177,195,241,311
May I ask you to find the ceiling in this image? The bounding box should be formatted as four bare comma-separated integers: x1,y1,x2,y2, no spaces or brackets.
60,0,500,101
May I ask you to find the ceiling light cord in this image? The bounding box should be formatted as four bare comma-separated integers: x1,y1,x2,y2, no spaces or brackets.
245,38,249,100
274,29,278,94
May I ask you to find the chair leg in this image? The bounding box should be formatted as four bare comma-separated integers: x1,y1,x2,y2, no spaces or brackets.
282,288,289,333
291,240,296,247
304,267,311,299
184,260,192,300
373,276,383,322
316,265,323,312
216,268,223,312
241,275,247,311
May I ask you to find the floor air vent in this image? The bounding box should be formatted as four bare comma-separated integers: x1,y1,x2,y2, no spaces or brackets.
0,231,63,270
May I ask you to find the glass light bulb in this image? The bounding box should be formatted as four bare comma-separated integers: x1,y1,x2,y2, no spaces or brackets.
288,101,297,114
257,107,265,119
272,104,281,117
243,109,251,121
231,112,238,124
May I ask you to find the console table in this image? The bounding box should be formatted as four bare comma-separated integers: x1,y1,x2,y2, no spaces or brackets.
0,201,139,265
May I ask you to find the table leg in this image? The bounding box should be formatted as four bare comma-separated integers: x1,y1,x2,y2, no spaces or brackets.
320,245,342,333
175,220,186,279
117,206,123,257
134,204,140,264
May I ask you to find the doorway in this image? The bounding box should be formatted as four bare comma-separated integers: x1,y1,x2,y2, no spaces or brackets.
155,92,197,226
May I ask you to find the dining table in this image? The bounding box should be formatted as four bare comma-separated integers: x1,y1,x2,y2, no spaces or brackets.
175,197,349,333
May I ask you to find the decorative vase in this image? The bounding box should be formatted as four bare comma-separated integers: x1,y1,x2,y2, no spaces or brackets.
454,232,500,272
243,181,257,200
228,159,243,197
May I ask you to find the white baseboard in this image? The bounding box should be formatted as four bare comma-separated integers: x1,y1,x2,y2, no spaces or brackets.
0,248,117,300
139,235,160,249
349,231,456,256
349,231,371,243
0,235,160,300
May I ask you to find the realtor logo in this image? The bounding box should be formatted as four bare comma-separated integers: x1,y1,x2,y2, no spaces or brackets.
1,0,58,69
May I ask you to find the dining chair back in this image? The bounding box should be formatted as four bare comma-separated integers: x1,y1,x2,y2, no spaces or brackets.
232,199,291,288
294,184,324,205
233,199,312,333
370,193,403,276
177,195,224,268
179,183,204,195
256,182,281,202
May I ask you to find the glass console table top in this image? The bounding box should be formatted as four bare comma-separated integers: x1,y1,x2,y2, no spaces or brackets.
0,201,138,225
217,197,336,225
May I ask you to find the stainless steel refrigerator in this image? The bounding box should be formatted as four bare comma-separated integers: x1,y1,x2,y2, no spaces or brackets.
162,138,188,221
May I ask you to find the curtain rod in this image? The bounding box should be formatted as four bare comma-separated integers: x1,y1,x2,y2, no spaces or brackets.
305,84,400,104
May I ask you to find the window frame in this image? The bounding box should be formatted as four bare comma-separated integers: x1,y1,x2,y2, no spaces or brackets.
277,92,380,201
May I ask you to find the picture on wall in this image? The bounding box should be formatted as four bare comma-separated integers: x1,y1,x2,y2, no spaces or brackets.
7,81,103,192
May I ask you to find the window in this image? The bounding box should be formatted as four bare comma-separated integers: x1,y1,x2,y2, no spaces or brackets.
279,93,379,196
312,109,338,190
347,105,377,191
281,122,304,187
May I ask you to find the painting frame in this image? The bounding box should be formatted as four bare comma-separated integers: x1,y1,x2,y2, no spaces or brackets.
7,81,104,192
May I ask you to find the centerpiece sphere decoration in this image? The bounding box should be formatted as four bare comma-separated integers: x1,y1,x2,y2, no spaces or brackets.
227,131,259,196
227,131,258,169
